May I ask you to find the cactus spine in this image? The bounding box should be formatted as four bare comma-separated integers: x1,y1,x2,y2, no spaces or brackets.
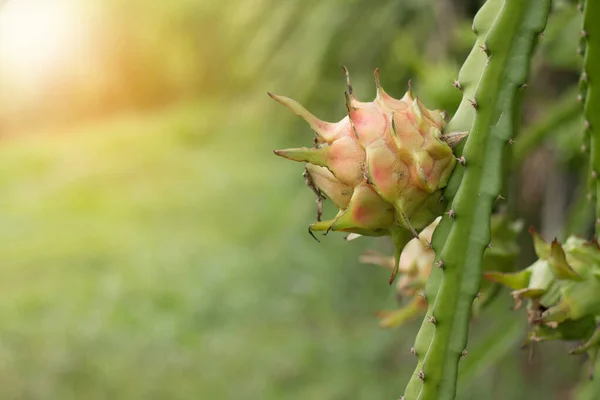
402,1,551,399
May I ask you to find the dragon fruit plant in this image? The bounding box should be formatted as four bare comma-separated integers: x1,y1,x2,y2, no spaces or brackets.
270,0,554,399
481,0,600,384
364,215,522,328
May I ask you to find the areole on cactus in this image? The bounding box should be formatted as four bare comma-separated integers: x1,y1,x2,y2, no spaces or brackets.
269,68,467,283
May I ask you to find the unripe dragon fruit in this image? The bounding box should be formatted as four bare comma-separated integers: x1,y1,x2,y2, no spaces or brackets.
360,217,437,327
269,68,467,283
363,215,522,327
485,231,600,376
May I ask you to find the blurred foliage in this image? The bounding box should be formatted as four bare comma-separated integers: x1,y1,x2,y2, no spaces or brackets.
0,0,596,398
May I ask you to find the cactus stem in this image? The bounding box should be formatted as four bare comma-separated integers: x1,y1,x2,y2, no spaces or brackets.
402,4,553,390
584,0,600,237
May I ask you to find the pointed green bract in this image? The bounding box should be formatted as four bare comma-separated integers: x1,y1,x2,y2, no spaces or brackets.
530,228,551,259
549,240,582,281
486,232,600,370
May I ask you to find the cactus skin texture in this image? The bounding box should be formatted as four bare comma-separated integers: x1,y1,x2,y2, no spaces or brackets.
402,1,551,399
582,0,600,232
485,231,600,378
269,69,467,284
363,215,522,328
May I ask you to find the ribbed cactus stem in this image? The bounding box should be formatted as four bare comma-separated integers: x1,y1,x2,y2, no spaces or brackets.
402,1,551,399
582,0,600,234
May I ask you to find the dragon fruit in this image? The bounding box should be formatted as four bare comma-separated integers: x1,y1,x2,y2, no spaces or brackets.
269,68,467,283
485,231,600,376
363,215,522,327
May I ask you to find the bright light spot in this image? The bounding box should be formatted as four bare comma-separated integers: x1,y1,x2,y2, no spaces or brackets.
0,0,79,80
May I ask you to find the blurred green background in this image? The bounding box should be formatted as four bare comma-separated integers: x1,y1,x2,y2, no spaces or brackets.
0,0,598,398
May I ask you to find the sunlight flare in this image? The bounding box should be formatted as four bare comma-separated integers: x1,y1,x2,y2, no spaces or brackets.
0,0,80,79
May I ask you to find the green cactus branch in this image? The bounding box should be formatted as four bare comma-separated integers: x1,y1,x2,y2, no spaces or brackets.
402,2,499,396
402,1,551,399
582,0,600,234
